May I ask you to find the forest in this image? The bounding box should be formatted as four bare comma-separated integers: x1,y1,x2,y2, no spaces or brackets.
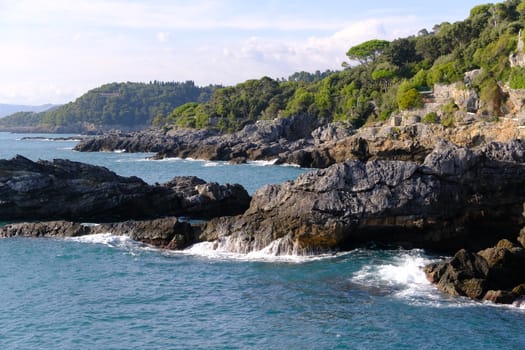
0,81,216,130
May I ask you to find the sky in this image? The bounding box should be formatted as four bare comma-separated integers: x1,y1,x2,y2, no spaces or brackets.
0,0,484,105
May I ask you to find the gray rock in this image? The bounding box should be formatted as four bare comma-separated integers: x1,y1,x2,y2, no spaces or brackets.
200,140,525,254
94,217,199,250
0,221,89,238
0,155,250,221
424,249,489,299
75,115,321,166
0,217,200,250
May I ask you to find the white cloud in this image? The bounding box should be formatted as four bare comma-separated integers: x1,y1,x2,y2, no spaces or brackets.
0,0,475,104
156,32,171,43
207,16,425,82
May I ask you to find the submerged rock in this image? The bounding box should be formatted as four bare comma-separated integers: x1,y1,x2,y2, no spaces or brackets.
0,155,250,221
200,140,525,254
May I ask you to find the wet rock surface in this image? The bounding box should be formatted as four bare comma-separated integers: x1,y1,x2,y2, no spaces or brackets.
0,217,201,250
424,239,525,304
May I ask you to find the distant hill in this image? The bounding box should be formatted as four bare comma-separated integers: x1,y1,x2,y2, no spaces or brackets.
0,104,57,118
0,81,217,133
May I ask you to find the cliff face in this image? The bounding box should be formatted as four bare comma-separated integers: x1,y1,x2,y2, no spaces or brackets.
200,140,525,254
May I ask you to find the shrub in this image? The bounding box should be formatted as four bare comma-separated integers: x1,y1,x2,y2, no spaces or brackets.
441,100,459,115
441,116,455,127
423,112,439,124
397,81,423,110
509,67,525,89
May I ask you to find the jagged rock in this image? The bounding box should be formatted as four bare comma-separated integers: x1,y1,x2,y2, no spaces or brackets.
424,240,525,304
478,242,525,290
512,283,525,295
75,115,320,165
74,113,525,169
200,140,525,254
162,176,251,218
483,290,517,304
426,249,489,299
311,122,354,145
0,155,250,221
519,226,525,248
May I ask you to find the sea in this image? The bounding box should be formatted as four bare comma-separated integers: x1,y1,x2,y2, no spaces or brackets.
0,132,524,350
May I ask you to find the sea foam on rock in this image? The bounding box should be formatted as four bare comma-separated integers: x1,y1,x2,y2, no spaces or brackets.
0,217,200,250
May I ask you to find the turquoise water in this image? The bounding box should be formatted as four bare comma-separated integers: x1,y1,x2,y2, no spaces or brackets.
0,133,306,194
0,133,524,349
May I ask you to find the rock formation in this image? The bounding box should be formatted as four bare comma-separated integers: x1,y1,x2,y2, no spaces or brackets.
424,239,525,304
0,155,250,221
74,114,321,165
74,112,525,169
199,140,525,254
0,217,200,250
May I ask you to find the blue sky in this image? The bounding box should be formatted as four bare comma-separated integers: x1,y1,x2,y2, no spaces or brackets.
0,0,483,105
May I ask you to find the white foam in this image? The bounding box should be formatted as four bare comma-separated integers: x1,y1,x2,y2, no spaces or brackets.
248,159,279,166
113,149,126,153
203,161,222,167
67,233,141,250
350,250,525,310
351,250,438,301
180,240,346,263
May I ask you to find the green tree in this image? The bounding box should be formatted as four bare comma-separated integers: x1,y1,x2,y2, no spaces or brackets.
344,39,390,66
397,80,423,110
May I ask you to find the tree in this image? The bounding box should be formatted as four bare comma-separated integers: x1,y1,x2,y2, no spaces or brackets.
372,63,398,92
397,80,423,110
384,38,418,66
344,39,390,66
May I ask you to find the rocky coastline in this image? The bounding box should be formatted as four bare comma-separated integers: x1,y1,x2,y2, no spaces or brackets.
0,155,250,221
3,138,525,304
197,140,525,253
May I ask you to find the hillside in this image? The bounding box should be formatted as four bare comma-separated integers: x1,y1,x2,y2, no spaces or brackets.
0,104,57,118
4,1,525,134
153,0,525,133
0,81,216,133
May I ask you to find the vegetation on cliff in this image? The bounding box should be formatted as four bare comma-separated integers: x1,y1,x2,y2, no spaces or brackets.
3,0,525,133
154,0,525,133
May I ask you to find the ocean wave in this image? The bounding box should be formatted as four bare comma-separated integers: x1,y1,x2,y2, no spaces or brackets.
203,161,223,167
248,159,278,166
66,233,143,251
178,240,349,263
351,250,525,311
351,249,441,303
